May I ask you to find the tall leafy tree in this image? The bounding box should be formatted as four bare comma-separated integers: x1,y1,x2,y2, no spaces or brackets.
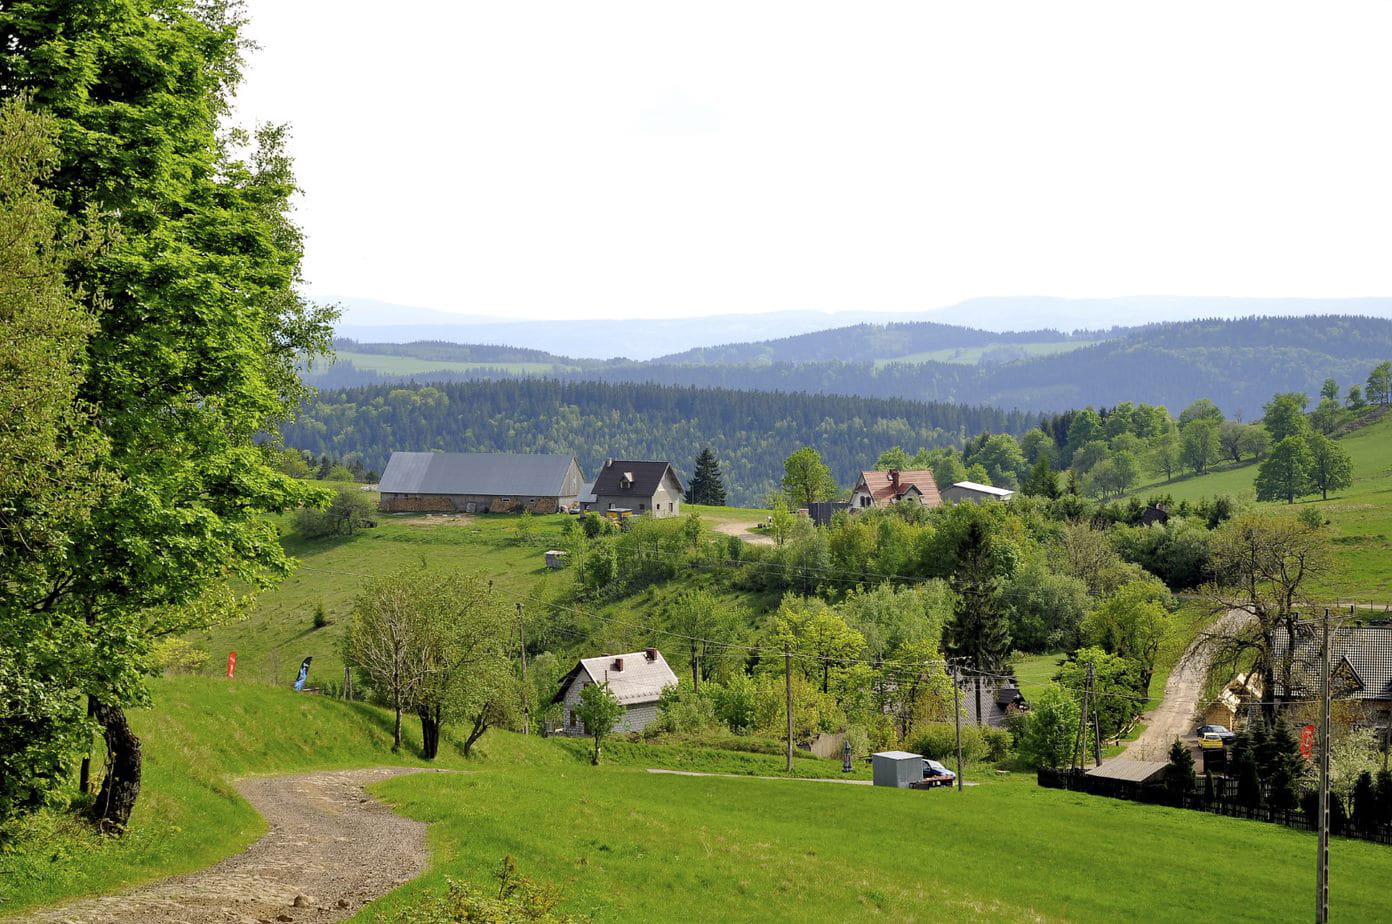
944,519,1011,725
686,447,727,506
1366,361,1391,406
1262,392,1311,442
1305,433,1353,501
575,681,625,765
1179,418,1218,475
0,100,110,830
1255,436,1312,504
781,447,838,507
0,2,334,830
664,589,744,691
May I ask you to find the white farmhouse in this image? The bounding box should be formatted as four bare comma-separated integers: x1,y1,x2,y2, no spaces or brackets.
552,648,678,736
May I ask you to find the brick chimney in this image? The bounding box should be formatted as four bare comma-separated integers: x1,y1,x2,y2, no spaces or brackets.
612,657,624,672
889,469,901,493
645,647,657,662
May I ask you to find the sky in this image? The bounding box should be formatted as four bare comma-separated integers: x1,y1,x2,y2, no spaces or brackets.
233,1,1392,321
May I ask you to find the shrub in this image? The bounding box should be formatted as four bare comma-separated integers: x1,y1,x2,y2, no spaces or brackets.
655,685,720,735
908,722,985,764
296,485,376,539
981,726,1013,762
312,603,330,630
391,856,577,923
150,638,208,675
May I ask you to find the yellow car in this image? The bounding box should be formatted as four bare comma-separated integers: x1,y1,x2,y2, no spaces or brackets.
1198,731,1226,750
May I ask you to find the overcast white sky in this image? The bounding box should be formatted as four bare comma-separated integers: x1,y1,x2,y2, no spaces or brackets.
233,1,1392,321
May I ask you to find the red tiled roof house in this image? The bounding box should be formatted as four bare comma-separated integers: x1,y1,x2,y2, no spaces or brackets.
849,469,942,511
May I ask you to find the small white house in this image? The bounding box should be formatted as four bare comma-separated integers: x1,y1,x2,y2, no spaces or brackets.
551,648,678,736
941,481,1015,504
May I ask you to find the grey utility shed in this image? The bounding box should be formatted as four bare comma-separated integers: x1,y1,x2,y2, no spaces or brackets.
378,451,584,514
871,751,924,788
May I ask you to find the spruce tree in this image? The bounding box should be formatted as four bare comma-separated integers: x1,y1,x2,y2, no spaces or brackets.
1353,771,1377,834
1164,738,1196,797
945,518,1011,726
1266,720,1302,814
686,447,726,506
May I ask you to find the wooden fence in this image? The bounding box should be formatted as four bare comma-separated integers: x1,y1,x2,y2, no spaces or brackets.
1036,768,1392,846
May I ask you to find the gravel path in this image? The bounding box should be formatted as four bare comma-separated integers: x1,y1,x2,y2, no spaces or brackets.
18,768,432,924
1124,609,1246,761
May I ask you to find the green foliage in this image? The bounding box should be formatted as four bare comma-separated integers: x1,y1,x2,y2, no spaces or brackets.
999,559,1090,652
1306,432,1353,500
1058,648,1140,741
296,486,376,539
1263,392,1311,443
1163,738,1196,795
0,99,106,832
944,519,1012,690
908,722,986,765
2,0,335,828
390,856,578,923
284,379,1040,507
1367,360,1391,405
575,681,625,764
686,447,727,506
1254,436,1312,503
1012,684,1079,770
1080,580,1171,690
781,447,839,507
1179,418,1219,475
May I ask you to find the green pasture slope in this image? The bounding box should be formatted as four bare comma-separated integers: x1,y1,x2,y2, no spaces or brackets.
875,339,1101,368
1130,411,1392,600
5,678,1388,922
334,350,577,376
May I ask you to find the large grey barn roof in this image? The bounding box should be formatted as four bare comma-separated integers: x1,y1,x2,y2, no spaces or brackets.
379,451,577,497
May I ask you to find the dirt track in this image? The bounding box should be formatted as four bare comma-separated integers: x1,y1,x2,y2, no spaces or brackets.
1124,609,1246,761
18,768,431,924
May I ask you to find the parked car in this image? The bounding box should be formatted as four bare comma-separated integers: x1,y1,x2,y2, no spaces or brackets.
922,759,957,787
1195,724,1235,744
1198,731,1227,750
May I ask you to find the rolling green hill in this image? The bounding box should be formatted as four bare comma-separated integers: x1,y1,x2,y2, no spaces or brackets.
7,676,1390,921
309,315,1392,418
1131,411,1392,600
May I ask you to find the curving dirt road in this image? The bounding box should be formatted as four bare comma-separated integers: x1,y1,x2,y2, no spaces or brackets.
18,768,431,924
1124,609,1246,762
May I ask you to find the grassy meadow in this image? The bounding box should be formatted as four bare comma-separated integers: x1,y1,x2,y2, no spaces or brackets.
334,350,578,376
1128,411,1392,601
6,677,1389,922
874,339,1103,368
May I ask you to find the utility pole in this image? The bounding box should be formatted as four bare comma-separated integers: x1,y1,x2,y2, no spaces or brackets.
517,603,530,735
784,643,794,773
1073,661,1094,771
952,665,963,791
1316,607,1331,924
1089,662,1102,767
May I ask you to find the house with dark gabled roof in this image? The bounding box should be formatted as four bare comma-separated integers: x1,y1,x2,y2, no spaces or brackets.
850,469,943,511
1269,624,1392,736
589,459,685,518
378,451,584,514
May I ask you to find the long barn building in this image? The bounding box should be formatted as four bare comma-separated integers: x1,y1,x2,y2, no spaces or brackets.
377,451,585,514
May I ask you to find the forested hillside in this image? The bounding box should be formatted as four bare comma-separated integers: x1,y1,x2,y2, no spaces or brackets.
279,380,1041,504
309,315,1392,417
653,322,1097,365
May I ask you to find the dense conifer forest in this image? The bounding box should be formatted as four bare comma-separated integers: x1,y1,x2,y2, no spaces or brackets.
278,379,1042,504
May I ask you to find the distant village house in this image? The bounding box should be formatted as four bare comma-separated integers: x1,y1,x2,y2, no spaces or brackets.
552,648,679,735
850,469,943,510
589,460,685,518
377,451,585,514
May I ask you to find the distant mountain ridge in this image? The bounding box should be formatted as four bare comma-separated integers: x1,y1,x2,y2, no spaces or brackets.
308,314,1392,418
326,295,1392,360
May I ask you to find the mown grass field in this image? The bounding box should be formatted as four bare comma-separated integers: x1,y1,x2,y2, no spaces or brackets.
6,678,1391,922
874,339,1102,368
197,508,576,687
334,350,578,376
1129,412,1392,601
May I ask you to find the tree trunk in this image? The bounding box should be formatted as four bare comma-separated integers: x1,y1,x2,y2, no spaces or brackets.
974,676,984,727
78,694,95,793
592,734,601,765
392,698,402,751
418,706,441,760
463,712,490,756
89,700,141,833
691,652,700,693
